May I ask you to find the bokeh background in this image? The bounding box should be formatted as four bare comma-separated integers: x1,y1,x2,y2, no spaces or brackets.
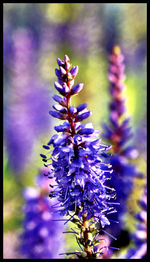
3,3,147,259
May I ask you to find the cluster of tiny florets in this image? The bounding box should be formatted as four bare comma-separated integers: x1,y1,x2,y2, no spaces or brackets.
41,55,119,258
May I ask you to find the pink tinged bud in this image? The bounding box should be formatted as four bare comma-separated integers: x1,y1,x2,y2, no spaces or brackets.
64,54,70,62
49,110,67,120
60,66,66,75
108,73,118,83
110,65,118,74
110,54,124,64
71,83,84,95
110,112,119,123
117,54,124,63
70,66,79,77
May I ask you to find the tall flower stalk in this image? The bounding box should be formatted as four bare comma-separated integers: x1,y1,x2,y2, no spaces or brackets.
102,46,143,237
41,55,119,258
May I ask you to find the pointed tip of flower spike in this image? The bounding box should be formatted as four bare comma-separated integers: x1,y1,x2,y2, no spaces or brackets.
64,54,70,62
113,45,121,55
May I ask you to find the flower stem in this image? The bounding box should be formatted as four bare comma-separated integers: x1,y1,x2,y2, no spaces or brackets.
82,212,92,258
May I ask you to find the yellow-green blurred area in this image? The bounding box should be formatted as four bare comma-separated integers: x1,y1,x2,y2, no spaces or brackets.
3,3,146,258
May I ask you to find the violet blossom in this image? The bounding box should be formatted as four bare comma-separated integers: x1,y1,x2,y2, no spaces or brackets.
4,28,50,174
125,184,147,259
41,55,119,258
20,168,65,259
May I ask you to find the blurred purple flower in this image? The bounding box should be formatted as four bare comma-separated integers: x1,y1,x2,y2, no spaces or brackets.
102,46,143,236
134,115,147,160
3,24,14,68
20,168,65,259
40,22,69,53
125,184,147,259
4,28,50,174
67,5,101,56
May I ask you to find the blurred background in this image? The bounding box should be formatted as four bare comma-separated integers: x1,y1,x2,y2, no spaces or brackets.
3,3,147,259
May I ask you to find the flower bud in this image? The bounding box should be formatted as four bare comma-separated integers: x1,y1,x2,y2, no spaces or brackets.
57,58,64,66
71,83,84,95
53,104,67,114
70,66,78,78
69,106,77,115
52,94,66,106
60,66,66,75
76,111,92,121
76,103,87,112
49,110,67,120
78,128,94,135
54,81,66,95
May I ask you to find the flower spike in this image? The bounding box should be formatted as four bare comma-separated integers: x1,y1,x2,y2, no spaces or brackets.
41,55,118,258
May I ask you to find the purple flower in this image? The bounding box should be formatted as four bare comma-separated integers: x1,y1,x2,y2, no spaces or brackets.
20,168,65,259
41,55,119,258
123,184,147,259
102,46,144,237
134,115,147,160
4,28,50,174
